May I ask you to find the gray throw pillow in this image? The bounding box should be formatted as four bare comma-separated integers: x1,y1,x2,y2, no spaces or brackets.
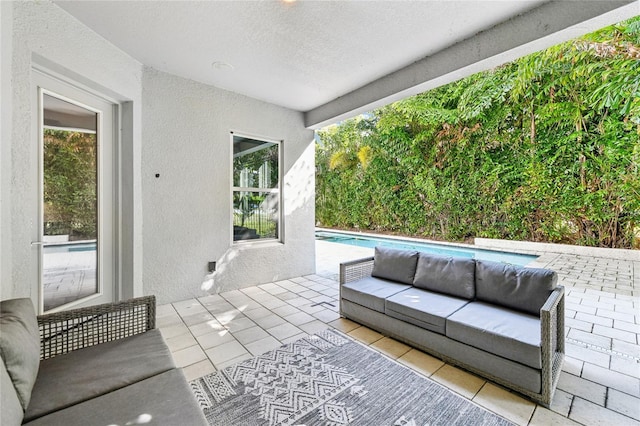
413,253,475,299
0,298,41,411
1,356,24,425
475,260,558,316
371,247,419,285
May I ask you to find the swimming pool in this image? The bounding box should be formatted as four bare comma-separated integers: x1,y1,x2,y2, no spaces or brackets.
316,230,537,266
44,242,97,254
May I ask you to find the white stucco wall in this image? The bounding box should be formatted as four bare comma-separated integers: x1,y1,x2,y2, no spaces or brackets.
1,1,316,307
1,1,143,304
0,1,13,300
141,68,315,304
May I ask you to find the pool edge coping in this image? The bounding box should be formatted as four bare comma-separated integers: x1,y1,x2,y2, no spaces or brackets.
475,238,639,261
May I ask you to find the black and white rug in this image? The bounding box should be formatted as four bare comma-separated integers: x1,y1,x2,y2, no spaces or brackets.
190,329,513,426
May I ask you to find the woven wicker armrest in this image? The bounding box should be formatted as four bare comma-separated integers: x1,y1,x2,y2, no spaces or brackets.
539,286,565,405
540,286,565,354
37,295,156,360
340,256,375,285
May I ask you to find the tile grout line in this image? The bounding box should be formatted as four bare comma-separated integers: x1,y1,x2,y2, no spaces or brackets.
212,281,336,359
566,337,640,362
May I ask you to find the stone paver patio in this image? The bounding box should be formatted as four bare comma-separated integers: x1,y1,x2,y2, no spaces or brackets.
42,248,96,311
159,240,638,425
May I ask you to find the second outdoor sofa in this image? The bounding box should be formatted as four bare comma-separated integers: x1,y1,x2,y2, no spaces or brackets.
0,296,207,426
339,247,565,407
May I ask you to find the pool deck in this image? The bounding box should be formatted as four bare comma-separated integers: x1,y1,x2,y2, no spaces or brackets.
42,249,96,311
158,239,639,425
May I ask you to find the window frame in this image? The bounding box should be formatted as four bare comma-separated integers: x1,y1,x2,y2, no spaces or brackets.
230,132,284,245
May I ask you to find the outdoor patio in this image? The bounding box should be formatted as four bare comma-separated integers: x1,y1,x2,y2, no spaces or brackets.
158,240,639,426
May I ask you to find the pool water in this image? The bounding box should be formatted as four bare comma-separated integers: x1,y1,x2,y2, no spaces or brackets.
44,242,97,253
316,231,537,266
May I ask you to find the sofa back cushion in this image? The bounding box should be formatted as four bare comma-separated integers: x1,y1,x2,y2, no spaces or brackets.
0,298,41,411
413,254,476,299
371,247,419,285
475,260,558,316
1,356,24,426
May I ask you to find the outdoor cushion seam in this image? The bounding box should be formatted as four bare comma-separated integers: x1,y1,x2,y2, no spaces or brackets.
385,307,441,328
24,366,175,422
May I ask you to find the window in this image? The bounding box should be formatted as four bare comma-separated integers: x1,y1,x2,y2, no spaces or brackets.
232,134,282,243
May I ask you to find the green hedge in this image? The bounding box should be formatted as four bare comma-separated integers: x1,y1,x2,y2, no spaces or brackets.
316,18,639,249
44,130,97,240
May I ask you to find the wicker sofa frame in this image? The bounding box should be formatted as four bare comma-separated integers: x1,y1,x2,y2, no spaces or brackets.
37,296,156,360
340,256,565,407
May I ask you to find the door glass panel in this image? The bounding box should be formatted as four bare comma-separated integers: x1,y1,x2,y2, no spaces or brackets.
42,94,98,311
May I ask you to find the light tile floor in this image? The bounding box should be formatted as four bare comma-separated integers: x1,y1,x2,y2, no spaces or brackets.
158,241,639,426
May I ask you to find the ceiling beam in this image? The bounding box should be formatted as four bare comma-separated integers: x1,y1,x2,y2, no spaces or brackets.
304,0,638,129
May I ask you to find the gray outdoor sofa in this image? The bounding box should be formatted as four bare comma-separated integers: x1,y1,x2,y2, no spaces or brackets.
1,295,207,426
340,247,565,407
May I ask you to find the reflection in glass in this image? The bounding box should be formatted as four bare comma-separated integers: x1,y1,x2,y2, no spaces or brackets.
42,94,98,311
232,135,280,242
233,191,279,240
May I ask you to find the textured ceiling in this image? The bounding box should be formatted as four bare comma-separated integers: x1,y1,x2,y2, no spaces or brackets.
55,1,545,112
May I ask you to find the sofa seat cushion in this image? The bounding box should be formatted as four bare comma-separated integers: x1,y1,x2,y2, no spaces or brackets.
23,369,207,426
341,277,411,313
385,288,469,335
446,302,542,369
24,329,174,422
0,298,41,411
413,254,476,299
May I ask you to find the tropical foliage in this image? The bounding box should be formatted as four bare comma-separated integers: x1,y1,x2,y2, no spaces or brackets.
316,17,640,248
43,129,97,240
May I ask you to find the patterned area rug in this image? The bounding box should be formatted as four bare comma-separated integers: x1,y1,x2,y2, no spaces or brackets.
190,329,514,426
